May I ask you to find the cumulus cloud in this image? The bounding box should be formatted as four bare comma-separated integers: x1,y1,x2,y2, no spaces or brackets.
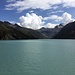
62,12,73,24
19,13,58,29
44,23,57,28
19,12,75,29
44,12,74,24
19,13,45,29
5,0,75,12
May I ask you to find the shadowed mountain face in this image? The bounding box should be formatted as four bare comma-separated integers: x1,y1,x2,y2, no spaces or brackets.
37,27,61,38
0,21,63,40
53,21,75,39
0,21,46,40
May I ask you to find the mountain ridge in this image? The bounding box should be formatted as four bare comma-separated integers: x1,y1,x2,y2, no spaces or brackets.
53,21,75,39
0,21,46,40
0,20,64,40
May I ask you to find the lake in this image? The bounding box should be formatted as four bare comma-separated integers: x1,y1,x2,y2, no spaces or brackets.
0,39,75,75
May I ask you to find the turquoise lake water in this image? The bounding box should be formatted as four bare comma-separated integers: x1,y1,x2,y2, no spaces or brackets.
0,39,75,75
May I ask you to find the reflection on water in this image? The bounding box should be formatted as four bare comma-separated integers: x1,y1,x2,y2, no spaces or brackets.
0,40,75,75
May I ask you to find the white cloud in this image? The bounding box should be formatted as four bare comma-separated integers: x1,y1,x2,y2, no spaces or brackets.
29,10,34,13
44,12,74,24
52,6,59,10
19,13,58,29
5,0,75,12
19,13,45,29
43,15,63,22
51,10,64,14
62,0,75,8
44,23,57,28
44,12,75,28
62,12,74,24
16,22,21,26
4,20,17,24
19,12,75,29
5,0,61,12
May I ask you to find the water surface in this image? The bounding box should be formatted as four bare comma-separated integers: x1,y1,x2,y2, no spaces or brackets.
0,39,75,75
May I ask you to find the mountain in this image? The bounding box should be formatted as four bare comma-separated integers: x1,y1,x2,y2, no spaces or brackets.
0,21,63,40
0,21,46,40
53,21,75,39
37,27,62,38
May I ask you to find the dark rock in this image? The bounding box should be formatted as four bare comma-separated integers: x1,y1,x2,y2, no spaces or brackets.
38,27,61,38
53,21,75,39
0,21,45,40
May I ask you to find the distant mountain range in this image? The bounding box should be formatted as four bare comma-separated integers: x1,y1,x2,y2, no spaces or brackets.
0,21,45,40
1,20,75,40
37,26,62,38
53,21,75,39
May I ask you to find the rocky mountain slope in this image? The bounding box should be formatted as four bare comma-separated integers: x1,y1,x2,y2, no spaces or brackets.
53,21,75,39
37,27,62,38
0,21,46,40
0,21,63,40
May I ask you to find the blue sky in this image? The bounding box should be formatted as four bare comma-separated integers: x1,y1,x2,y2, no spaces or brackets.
0,0,75,29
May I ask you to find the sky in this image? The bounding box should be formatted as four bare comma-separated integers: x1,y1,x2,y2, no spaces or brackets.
0,0,75,29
